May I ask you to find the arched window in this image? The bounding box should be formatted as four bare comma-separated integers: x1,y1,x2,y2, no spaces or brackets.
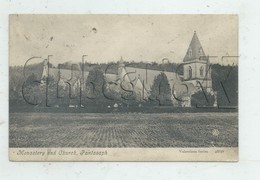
189,66,192,79
199,47,203,55
188,49,192,57
200,66,204,76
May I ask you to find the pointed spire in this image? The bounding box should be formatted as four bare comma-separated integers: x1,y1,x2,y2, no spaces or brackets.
183,31,206,62
119,56,125,67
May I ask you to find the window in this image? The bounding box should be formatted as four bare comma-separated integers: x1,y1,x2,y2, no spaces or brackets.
188,49,192,57
189,66,192,79
199,47,203,55
200,66,204,76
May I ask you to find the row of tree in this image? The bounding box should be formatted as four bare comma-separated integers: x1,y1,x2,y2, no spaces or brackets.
9,62,238,109
51,60,183,75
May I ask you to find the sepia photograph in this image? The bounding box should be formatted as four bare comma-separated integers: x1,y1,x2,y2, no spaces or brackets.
9,14,238,161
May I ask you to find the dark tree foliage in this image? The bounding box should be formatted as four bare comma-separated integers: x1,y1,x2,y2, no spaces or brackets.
85,68,105,97
24,73,39,87
9,66,24,92
9,63,46,108
20,73,45,106
59,62,80,70
149,72,173,106
211,64,238,106
84,68,110,107
191,91,215,107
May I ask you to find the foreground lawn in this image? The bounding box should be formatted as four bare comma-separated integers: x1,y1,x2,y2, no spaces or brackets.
9,112,238,147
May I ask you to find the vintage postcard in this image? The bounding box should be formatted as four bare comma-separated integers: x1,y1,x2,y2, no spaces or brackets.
9,14,238,161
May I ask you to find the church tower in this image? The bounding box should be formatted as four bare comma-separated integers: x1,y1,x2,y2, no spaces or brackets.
183,31,212,90
118,56,131,83
41,59,48,79
118,56,125,78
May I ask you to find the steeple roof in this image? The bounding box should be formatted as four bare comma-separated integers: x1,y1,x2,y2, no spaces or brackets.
183,31,206,62
118,56,125,67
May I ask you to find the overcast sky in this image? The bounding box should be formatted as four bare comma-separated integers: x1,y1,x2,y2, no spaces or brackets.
9,14,238,66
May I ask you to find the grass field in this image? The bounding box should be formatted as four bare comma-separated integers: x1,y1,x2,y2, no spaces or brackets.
9,112,238,148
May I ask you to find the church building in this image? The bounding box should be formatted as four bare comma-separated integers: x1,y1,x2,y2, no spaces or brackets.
41,31,216,107
183,31,212,91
